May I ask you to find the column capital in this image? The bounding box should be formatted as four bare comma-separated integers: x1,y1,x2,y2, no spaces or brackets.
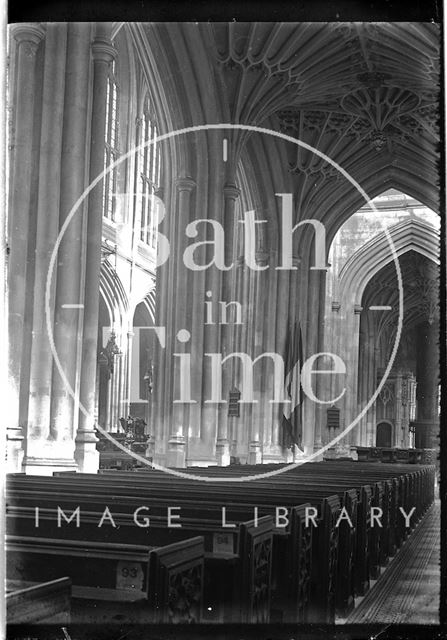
354,304,363,315
223,184,240,200
11,23,45,53
331,301,341,312
176,177,196,192
292,254,301,268
91,37,116,63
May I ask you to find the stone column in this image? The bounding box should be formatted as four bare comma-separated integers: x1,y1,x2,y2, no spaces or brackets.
416,321,439,448
235,256,252,464
348,304,363,444
76,27,116,472
282,255,302,461
400,375,410,448
7,24,45,472
247,250,269,465
394,372,403,447
35,23,92,474
299,269,312,457
230,256,246,459
261,250,285,463
124,329,134,416
359,332,377,448
305,269,322,455
216,184,240,466
152,184,172,466
362,339,378,448
166,178,196,468
312,270,327,458
110,352,123,431
268,264,291,459
25,24,67,471
326,301,347,455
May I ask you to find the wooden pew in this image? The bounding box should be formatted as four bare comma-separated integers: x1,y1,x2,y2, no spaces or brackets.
6,493,275,624
7,476,338,622
11,466,388,603
73,467,382,592
7,461,434,622
6,493,308,622
128,460,433,581
6,534,204,624
6,577,71,624
8,474,344,622
189,460,433,533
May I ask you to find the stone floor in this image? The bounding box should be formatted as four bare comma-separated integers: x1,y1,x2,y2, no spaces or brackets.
343,500,440,624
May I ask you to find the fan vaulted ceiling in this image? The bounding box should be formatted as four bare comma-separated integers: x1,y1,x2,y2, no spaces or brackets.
137,22,440,220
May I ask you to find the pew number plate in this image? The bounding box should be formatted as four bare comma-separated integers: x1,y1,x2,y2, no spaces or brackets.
116,561,144,591
213,532,234,554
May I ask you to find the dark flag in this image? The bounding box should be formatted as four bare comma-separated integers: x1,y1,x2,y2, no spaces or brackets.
282,321,304,452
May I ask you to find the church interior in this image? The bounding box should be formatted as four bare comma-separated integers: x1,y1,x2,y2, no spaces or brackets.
5,21,441,630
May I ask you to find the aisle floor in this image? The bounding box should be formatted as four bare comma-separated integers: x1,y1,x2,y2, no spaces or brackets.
343,501,440,624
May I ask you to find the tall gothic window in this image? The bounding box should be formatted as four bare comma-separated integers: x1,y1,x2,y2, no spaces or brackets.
137,95,161,248
103,58,119,221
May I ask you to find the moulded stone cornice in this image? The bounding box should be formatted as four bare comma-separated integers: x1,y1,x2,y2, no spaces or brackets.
223,184,240,200
91,38,116,63
331,301,341,312
11,23,45,53
176,177,196,192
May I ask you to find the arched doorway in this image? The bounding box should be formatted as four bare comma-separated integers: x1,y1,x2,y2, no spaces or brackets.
97,294,113,430
376,422,392,448
323,189,439,452
130,293,156,425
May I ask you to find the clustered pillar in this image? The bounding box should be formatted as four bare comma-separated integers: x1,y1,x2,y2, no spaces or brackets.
166,177,196,468
7,24,45,471
415,321,439,448
216,184,240,466
76,27,116,471
8,23,118,474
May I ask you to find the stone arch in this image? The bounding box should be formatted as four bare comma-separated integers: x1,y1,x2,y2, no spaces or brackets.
338,218,439,307
97,263,129,431
323,216,439,450
133,289,156,325
129,290,157,424
99,260,129,332
323,174,439,250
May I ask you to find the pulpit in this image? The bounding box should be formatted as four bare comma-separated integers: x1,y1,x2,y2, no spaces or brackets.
96,416,150,470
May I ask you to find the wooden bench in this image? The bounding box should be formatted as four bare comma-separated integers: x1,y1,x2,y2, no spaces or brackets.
351,447,424,464
6,577,71,624
7,461,434,623
10,463,413,614
8,474,348,621
6,492,275,624
93,465,408,585
6,534,204,624
7,476,337,622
